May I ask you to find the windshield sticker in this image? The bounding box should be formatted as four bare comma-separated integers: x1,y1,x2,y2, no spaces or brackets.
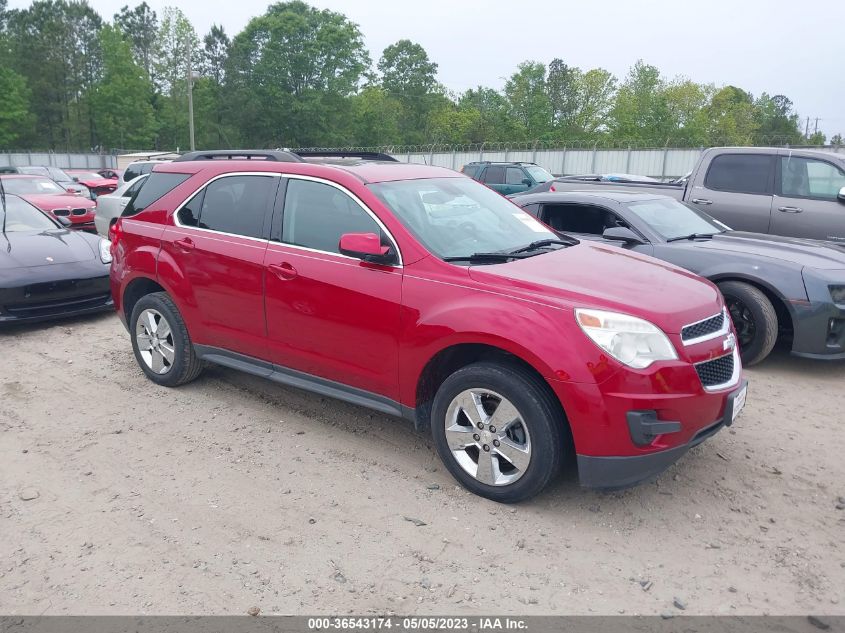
513,213,548,232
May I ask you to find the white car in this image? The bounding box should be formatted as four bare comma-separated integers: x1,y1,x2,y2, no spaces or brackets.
94,174,148,236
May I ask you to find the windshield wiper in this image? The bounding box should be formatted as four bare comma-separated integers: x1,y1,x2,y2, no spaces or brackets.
443,252,536,263
507,238,577,254
666,232,723,242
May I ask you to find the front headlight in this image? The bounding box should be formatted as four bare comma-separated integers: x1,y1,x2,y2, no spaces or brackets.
99,238,112,264
830,285,845,305
575,308,678,369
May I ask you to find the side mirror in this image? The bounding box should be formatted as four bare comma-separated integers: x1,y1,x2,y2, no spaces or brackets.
338,232,395,265
602,226,646,245
55,216,72,228
66,187,82,196
838,186,845,203
522,178,533,186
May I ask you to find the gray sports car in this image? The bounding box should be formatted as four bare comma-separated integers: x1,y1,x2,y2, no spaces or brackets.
511,190,845,365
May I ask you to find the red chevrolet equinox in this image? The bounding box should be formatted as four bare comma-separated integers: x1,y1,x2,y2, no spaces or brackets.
110,150,748,503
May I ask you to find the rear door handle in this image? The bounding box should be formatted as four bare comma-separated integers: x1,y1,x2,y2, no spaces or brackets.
268,262,297,280
691,198,713,205
778,206,803,213
174,237,195,252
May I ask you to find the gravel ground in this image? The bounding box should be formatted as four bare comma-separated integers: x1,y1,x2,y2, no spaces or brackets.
1,312,844,615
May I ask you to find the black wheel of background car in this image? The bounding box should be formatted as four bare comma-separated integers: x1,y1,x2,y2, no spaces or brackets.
430,361,568,503
129,292,204,387
718,281,778,366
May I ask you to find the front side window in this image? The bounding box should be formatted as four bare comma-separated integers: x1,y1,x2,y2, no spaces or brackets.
506,167,526,185
370,177,558,260
626,198,727,239
542,204,624,235
187,175,276,238
780,156,845,199
704,154,773,195
282,179,381,254
1,196,60,232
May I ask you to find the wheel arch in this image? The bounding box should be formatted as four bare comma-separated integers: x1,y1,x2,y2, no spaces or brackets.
708,273,795,336
122,276,167,325
412,341,570,440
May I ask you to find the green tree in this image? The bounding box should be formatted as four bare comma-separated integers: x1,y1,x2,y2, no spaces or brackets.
609,60,674,143
349,86,402,146
706,85,758,145
546,59,580,133
90,25,156,148
114,3,158,80
456,87,518,143
377,39,439,145
226,1,369,147
663,80,711,145
504,61,551,139
831,134,843,146
153,6,199,149
0,66,33,146
754,93,803,144
571,68,616,137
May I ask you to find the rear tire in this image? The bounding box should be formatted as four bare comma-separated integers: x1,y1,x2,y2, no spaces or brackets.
130,292,204,386
431,362,567,503
718,281,778,366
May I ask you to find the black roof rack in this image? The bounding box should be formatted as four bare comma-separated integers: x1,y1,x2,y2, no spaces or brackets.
173,150,304,163
294,150,398,163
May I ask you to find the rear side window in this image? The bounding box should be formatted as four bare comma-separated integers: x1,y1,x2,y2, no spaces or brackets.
461,164,479,178
704,154,773,195
482,166,505,184
122,172,191,217
506,167,525,185
187,175,276,238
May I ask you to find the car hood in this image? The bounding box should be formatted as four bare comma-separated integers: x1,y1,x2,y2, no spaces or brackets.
682,232,845,271
0,229,97,269
19,193,95,211
77,178,116,189
468,242,722,334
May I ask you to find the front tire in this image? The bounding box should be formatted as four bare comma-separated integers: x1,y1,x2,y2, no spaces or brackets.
130,292,204,386
431,362,567,503
718,281,778,366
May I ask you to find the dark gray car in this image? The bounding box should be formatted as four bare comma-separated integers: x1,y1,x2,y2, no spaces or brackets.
512,190,845,365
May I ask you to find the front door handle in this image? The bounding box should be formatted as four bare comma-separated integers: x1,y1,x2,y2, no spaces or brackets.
174,237,195,252
778,206,803,213
691,198,713,205
268,262,297,280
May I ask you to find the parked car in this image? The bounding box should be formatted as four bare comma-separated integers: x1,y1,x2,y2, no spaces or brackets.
512,190,845,365
529,147,845,243
461,161,554,196
110,150,747,502
95,175,148,237
0,193,113,324
66,169,119,198
0,175,96,231
120,159,171,186
0,165,92,199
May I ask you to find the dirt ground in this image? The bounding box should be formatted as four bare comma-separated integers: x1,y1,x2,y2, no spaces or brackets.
1,312,844,616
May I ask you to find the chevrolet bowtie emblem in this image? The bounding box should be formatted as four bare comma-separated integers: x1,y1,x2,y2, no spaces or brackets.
723,333,736,352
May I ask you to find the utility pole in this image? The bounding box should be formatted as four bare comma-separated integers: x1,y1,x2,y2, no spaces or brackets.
814,118,819,136
187,40,196,151
804,117,810,141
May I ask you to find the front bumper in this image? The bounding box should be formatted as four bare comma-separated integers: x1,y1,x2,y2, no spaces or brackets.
578,379,748,489
793,271,845,359
0,267,113,324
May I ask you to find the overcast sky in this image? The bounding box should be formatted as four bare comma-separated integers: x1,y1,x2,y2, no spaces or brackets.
10,0,845,136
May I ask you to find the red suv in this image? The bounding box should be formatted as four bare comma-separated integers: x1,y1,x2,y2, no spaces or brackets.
110,150,747,502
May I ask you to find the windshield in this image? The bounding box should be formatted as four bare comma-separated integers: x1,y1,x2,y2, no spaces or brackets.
525,165,553,183
370,177,558,260
626,198,729,240
1,177,66,195
1,196,59,232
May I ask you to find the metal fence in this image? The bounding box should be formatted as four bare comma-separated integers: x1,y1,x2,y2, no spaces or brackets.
0,151,117,170
296,143,845,180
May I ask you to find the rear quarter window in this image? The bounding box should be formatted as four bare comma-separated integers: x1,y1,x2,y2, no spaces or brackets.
122,172,191,217
461,165,479,178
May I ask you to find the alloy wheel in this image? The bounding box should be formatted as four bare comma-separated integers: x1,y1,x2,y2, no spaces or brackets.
726,297,757,350
444,389,531,486
135,308,175,375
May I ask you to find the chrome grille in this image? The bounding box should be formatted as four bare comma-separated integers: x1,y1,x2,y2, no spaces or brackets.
695,353,735,388
682,311,725,343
